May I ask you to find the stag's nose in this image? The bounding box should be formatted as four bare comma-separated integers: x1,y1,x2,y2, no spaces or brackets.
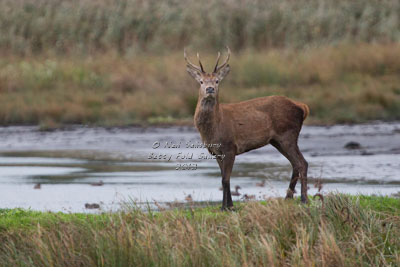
206,87,215,94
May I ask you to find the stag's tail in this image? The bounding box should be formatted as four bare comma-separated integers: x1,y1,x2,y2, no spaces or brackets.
300,103,310,120
294,102,309,121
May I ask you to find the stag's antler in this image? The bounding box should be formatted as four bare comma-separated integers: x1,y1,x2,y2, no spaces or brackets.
213,52,221,73
197,53,205,73
214,46,230,73
184,49,205,73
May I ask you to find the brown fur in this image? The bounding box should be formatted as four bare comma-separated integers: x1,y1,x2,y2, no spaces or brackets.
293,101,310,120
195,95,307,155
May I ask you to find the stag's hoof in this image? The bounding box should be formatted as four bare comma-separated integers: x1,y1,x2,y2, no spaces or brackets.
300,195,308,204
285,189,294,199
221,205,235,212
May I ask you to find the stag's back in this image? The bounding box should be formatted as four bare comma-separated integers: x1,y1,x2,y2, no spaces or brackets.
220,95,308,154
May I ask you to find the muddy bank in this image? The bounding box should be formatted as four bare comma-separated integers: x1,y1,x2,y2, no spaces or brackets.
0,122,399,155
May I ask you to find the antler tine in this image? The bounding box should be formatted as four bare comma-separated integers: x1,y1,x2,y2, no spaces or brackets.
184,48,203,72
197,52,205,73
213,51,221,73
215,46,231,72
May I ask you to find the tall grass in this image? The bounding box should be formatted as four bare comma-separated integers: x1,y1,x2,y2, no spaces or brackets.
0,195,399,266
1,0,400,55
1,43,400,126
1,0,400,126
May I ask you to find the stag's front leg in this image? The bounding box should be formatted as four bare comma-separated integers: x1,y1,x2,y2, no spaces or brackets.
217,152,235,210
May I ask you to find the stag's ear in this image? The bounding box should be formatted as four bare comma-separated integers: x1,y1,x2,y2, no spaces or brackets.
216,64,230,81
186,66,203,83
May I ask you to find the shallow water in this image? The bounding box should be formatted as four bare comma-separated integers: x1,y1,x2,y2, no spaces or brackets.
0,122,399,212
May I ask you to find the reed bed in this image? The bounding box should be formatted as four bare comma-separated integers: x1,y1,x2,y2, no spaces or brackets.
1,0,400,55
1,0,400,126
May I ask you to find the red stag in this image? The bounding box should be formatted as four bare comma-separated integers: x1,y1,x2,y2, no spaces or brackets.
184,47,309,210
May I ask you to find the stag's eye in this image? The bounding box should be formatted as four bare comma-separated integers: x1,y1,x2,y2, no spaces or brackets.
215,80,219,84
200,81,203,84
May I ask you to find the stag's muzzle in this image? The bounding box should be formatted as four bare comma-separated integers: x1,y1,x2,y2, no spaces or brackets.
206,87,215,94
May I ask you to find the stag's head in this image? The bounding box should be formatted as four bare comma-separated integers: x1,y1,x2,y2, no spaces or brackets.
184,47,230,100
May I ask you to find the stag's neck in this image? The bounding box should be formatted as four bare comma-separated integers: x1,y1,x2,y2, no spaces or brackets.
194,95,220,141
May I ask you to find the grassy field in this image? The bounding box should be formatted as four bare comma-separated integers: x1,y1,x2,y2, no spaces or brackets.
1,43,400,127
0,194,400,266
1,0,400,127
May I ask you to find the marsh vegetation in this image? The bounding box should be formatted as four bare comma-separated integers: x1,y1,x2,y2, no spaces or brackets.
1,195,400,266
0,0,400,126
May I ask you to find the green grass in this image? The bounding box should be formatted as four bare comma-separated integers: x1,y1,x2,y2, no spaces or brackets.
0,208,109,232
357,195,400,214
1,194,400,266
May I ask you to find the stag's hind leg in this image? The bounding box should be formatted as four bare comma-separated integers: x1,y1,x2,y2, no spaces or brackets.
271,138,308,203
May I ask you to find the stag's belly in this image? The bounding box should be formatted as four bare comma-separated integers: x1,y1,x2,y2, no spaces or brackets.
233,116,273,155
235,137,271,155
